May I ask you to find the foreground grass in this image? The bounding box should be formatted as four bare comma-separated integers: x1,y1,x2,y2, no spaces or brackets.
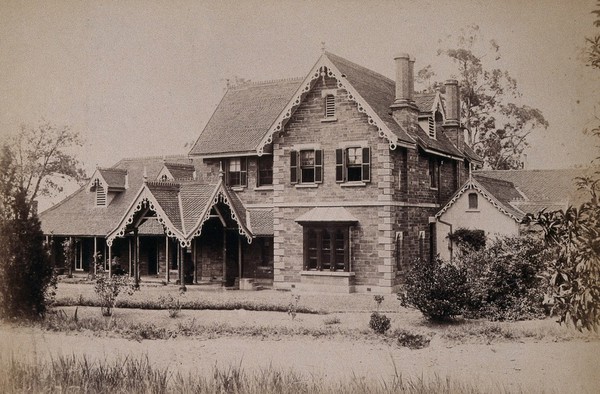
0,354,520,394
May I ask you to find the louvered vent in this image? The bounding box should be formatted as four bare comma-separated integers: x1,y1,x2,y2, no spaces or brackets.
325,95,335,118
96,183,106,206
428,116,435,138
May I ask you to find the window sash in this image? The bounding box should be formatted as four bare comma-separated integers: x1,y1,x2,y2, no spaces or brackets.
303,225,349,272
468,193,478,209
227,158,247,187
257,156,273,186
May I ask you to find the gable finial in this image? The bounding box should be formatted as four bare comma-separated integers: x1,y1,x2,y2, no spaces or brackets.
321,41,326,53
143,166,148,183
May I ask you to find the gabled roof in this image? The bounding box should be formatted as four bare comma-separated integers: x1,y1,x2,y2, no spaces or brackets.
324,52,414,148
436,175,525,222
475,168,595,207
188,78,303,156
436,168,598,223
107,178,253,247
40,155,193,237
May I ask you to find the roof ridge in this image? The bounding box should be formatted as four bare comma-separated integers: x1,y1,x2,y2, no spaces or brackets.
228,77,304,90
164,162,195,169
118,154,189,162
324,51,394,85
98,167,127,173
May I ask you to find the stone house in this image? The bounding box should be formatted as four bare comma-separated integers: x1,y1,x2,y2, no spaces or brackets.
41,51,482,293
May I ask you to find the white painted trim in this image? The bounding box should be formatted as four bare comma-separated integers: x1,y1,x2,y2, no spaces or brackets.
244,201,440,209
256,53,416,156
198,152,264,159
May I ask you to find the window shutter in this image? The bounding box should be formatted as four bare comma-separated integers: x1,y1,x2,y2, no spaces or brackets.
290,150,298,184
361,147,371,182
315,149,323,183
335,148,344,182
240,157,247,186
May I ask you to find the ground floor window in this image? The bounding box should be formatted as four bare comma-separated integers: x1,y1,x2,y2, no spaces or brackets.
303,225,350,272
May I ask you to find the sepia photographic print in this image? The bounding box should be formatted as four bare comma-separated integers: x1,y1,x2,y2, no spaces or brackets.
0,1,599,392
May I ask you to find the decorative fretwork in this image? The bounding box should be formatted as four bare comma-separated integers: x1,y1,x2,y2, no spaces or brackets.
435,181,523,223
107,190,186,247
189,189,252,244
257,56,401,155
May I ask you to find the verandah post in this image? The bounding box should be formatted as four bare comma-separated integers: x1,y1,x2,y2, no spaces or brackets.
108,244,112,277
165,236,169,283
134,228,140,288
94,236,97,276
179,243,186,292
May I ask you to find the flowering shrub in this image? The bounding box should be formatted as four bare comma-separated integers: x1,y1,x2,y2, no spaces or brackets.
94,273,136,316
369,312,391,334
287,294,301,320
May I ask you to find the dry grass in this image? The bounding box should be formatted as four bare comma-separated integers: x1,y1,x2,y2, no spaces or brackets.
0,353,523,394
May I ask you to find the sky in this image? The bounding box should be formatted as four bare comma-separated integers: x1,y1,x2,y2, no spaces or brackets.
1,0,599,182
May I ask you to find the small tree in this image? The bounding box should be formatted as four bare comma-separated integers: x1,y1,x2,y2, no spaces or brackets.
94,271,136,317
0,190,56,320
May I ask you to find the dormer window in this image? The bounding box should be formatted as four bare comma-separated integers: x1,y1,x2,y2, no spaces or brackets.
160,174,169,181
93,179,106,207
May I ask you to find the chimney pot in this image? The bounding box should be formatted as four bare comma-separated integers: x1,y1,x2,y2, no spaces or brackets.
444,79,460,125
392,53,415,108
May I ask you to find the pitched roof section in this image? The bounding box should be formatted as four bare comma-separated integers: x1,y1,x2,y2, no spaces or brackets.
40,155,191,237
98,168,127,189
436,176,525,222
414,93,436,113
188,78,303,156
295,207,359,223
475,168,594,207
146,182,184,233
325,52,414,147
164,162,195,180
247,209,274,236
437,168,597,223
413,123,463,159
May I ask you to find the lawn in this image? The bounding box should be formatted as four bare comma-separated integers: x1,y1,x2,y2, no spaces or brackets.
1,280,598,393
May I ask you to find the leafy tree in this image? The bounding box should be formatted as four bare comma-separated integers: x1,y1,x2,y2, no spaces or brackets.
9,121,85,216
0,148,56,320
419,25,549,169
586,2,600,69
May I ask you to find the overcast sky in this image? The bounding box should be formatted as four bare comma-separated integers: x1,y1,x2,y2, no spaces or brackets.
1,0,599,177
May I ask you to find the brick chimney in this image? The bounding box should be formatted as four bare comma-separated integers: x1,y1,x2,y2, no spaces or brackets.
443,79,463,151
390,53,418,129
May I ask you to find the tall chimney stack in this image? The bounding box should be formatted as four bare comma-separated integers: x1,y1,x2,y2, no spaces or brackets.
392,53,414,107
443,80,464,152
390,53,418,129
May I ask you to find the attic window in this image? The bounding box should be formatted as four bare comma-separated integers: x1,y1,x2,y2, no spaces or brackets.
468,193,478,210
93,179,106,207
324,95,335,118
160,174,169,181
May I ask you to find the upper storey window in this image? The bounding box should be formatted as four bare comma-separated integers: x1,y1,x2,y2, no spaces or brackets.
227,158,247,187
290,149,323,184
468,192,479,210
429,158,439,189
257,155,273,186
336,146,371,183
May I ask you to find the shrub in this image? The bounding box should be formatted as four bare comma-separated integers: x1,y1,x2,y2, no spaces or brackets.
0,191,56,320
395,329,431,349
399,258,471,322
459,235,551,321
448,228,486,252
369,312,391,334
94,272,136,316
323,316,341,325
158,293,183,318
287,294,300,320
